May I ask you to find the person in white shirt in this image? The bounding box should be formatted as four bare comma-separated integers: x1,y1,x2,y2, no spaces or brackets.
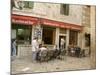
60,38,65,50
11,39,17,61
32,37,39,61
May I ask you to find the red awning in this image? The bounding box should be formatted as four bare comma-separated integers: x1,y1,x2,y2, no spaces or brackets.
12,14,83,31
12,14,38,25
41,18,83,31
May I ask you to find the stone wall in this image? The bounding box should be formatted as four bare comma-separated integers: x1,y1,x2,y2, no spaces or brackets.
17,45,32,58
12,2,82,25
90,6,96,69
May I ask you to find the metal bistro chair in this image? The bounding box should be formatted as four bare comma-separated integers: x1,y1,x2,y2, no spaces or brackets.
69,47,75,57
37,50,48,62
53,49,60,58
60,49,66,56
74,47,81,57
79,49,86,57
46,50,54,61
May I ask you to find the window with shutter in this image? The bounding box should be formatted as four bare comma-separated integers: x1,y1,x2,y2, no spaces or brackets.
60,4,69,15
24,1,34,9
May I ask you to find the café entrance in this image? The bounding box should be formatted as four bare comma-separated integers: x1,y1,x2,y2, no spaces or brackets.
59,36,66,49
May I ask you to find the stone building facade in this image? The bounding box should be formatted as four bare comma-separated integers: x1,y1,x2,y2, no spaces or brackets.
11,0,96,63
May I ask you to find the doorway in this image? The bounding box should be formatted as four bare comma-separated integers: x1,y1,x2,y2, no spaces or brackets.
59,36,66,49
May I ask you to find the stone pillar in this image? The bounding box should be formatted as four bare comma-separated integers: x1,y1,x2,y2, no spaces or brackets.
66,29,69,50
90,6,96,69
77,32,82,48
55,28,59,49
31,25,35,42
81,31,85,49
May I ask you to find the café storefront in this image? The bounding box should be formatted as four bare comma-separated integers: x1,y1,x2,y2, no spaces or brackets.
11,14,83,57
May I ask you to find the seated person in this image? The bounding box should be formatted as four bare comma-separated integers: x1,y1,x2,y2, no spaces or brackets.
36,44,47,61
39,45,47,51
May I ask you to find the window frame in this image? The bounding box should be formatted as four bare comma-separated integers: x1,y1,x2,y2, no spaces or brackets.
42,26,56,45
69,30,78,45
23,1,34,9
12,24,32,45
85,34,90,47
60,4,69,15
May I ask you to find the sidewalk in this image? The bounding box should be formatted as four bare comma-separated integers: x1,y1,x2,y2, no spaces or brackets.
11,55,92,74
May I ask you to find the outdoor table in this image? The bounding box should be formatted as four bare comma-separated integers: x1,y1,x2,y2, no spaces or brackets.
36,48,67,62
68,46,81,57
36,49,60,62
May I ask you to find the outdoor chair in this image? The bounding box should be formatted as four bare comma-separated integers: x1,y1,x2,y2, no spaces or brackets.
79,49,86,57
37,50,48,62
53,49,60,58
60,49,66,56
68,47,75,57
46,50,54,61
74,47,81,57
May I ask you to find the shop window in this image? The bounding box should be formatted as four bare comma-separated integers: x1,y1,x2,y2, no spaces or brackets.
85,34,90,47
42,26,55,45
17,28,31,44
12,24,32,44
69,30,78,45
60,4,69,15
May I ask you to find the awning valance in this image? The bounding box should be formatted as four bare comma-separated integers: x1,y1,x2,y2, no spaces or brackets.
12,14,83,31
41,18,83,31
12,14,38,25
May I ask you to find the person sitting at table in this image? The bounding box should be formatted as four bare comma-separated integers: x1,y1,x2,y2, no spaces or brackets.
36,44,48,61
39,45,47,51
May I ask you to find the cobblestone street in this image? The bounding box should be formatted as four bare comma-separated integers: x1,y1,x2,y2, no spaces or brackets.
11,55,92,74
